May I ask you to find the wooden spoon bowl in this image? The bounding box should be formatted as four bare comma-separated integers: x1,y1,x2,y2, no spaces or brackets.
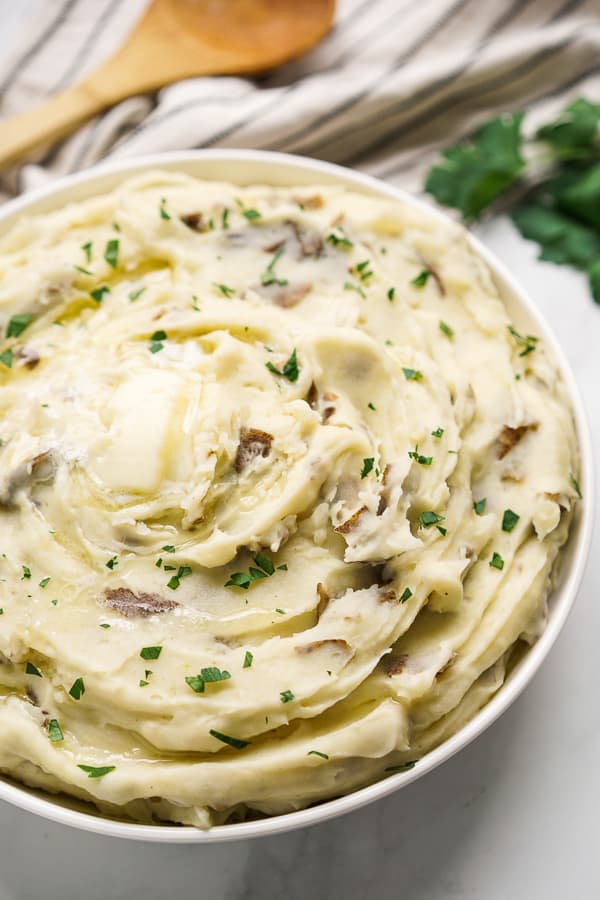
0,0,335,171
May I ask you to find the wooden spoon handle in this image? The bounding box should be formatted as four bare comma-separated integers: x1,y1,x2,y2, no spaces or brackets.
0,80,113,171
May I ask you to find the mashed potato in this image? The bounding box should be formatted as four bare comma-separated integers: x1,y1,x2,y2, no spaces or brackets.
0,171,579,827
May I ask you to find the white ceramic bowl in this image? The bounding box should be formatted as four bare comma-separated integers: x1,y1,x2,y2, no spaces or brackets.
0,150,593,842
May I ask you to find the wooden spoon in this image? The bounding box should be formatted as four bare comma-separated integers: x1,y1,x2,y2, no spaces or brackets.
0,0,335,170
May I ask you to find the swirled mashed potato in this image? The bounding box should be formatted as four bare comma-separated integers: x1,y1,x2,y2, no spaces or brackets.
0,172,579,827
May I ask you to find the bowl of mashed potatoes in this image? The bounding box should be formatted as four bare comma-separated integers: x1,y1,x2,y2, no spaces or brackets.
0,151,592,842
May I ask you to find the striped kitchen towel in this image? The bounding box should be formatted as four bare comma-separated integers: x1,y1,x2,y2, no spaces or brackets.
0,0,598,200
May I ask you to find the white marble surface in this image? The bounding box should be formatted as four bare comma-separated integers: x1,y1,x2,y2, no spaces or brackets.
0,7,599,891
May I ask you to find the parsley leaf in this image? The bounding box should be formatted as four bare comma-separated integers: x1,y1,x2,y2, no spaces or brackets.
6,313,33,338
69,677,85,700
47,719,64,742
215,283,235,297
280,689,295,703
535,98,600,161
360,457,375,478
473,498,487,515
81,241,93,263
104,239,119,269
261,247,288,286
167,566,192,590
490,551,505,570
399,587,412,603
308,750,329,759
25,661,42,677
431,427,444,438
501,509,520,532
140,646,162,660
90,286,110,303
243,651,254,668
77,765,116,778
425,112,525,220
327,232,353,249
439,320,454,338
402,367,423,381
209,729,249,749
418,510,444,529
0,349,13,369
159,197,171,220
266,347,299,382
411,270,430,288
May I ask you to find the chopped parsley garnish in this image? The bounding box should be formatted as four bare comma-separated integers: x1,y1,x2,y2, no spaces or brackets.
74,265,93,276
215,283,235,297
7,313,33,338
209,729,249,749
402,367,423,381
139,679,149,687
185,667,231,693
162,545,176,553
167,565,192,590
129,286,146,301
243,651,253,668
90,286,110,303
225,553,277,589
354,259,373,282
508,325,539,357
327,232,353,249
473,498,487,515
570,472,582,498
81,241,93,263
159,197,171,220
399,587,413,603
221,208,230,230
367,402,376,410
277,564,288,571
105,556,118,570
242,208,261,222
155,557,163,568
261,246,288,286
408,445,432,466
266,347,299,382
140,646,162,660
47,719,64,743
387,287,396,301
25,661,42,677
439,320,454,338
418,510,444,529
0,349,12,369
490,552,505,570
104,239,119,269
224,572,251,590
99,623,111,629
77,765,116,778
384,761,416,773
21,565,31,580
149,330,167,353
431,427,444,438
344,280,366,298
307,750,329,759
411,270,430,287
39,577,50,588
69,677,85,700
275,608,285,614
280,689,295,703
360,457,375,479
502,509,520,532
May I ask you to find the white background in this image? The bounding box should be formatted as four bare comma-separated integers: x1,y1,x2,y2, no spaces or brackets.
0,13,599,900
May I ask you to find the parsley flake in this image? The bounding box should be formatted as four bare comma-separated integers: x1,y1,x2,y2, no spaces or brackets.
39,577,50,588
0,349,12,369
81,241,93,263
402,367,423,381
159,197,171,220
104,239,119,269
266,347,299,382
140,646,162,661
105,556,118,570
387,287,396,301
490,552,505,570
431,427,444,438
225,572,252,590
384,761,417,773
77,765,116,778
367,402,376,410
360,457,375,479
21,565,31,580
327,232,353,249
418,510,445,529
508,325,539,357
167,566,192,590
399,587,413,603
502,509,520,532
439,320,454,338
344,280,366,298
408,446,433,466
221,208,230,230
280,689,295,703
69,677,85,700
90,286,110,303
243,650,253,668
129,286,146,301
47,719,64,743
473,498,487,515
261,247,288,286
25,661,42,677
570,472,582,498
307,750,329,760
73,265,93,276
209,729,249,749
215,283,235,297
411,270,430,287
7,313,33,338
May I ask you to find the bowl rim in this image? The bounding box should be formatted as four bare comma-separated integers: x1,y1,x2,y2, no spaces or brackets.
0,149,594,843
